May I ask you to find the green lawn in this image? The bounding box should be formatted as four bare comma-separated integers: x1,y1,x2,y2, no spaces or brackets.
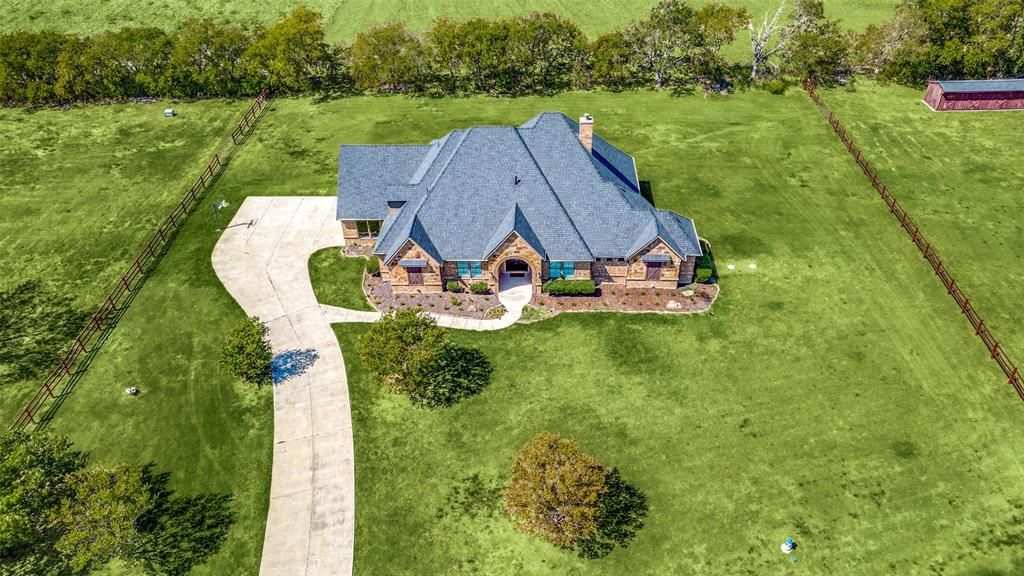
824,81,1024,360
0,100,274,575
308,248,373,311
2,85,1021,574
0,0,895,43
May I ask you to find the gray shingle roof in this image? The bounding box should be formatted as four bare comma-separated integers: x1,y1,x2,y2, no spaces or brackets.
937,79,1024,93
337,112,701,263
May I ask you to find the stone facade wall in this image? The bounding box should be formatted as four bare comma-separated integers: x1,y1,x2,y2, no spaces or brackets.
384,240,443,293
341,220,360,240
484,233,543,293
625,239,682,290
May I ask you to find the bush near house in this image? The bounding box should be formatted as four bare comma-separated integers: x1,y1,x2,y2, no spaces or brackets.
446,281,464,293
219,316,273,386
541,279,597,295
365,256,380,276
469,281,489,294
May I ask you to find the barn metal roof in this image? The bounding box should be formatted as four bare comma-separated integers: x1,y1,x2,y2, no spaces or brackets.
937,79,1024,93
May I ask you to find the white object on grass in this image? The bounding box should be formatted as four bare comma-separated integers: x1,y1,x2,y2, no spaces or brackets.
748,263,757,269
726,264,736,270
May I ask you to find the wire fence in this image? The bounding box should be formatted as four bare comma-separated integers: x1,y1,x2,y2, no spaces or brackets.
11,89,271,432
802,79,1023,402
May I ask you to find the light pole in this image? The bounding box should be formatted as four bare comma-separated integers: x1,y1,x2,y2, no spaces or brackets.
212,200,229,230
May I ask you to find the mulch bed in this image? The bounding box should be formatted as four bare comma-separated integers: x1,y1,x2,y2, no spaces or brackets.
523,283,719,322
343,243,374,257
363,274,505,320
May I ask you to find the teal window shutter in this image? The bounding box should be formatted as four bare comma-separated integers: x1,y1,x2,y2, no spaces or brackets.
457,262,469,278
471,262,482,277
564,262,574,277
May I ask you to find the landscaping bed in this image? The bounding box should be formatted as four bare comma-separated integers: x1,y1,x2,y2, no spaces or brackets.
522,283,718,322
364,274,505,320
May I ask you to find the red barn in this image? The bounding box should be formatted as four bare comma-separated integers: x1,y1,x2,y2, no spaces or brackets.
924,79,1024,111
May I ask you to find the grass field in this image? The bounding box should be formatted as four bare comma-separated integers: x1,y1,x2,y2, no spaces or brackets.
2,84,1021,574
825,82,1024,361
0,100,274,575
0,0,896,42
308,248,373,311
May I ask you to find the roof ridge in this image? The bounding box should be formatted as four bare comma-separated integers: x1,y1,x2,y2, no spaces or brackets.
427,128,471,191
512,127,594,260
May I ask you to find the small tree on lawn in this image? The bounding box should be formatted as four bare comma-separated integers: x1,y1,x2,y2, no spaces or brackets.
355,308,447,396
504,432,609,548
51,465,154,572
220,316,273,386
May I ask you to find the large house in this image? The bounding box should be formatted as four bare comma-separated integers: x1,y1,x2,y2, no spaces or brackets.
336,112,702,294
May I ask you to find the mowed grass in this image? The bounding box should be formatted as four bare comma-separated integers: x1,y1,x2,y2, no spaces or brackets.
825,81,1024,360
0,100,274,575
0,0,895,42
245,90,1024,574
308,248,373,311
2,85,1020,574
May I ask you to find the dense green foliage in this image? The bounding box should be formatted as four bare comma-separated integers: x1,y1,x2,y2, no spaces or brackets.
307,249,374,311
504,432,609,548
355,309,491,407
0,432,87,558
858,0,1024,83
541,279,598,295
469,281,489,294
52,464,153,571
220,316,273,386
446,281,465,293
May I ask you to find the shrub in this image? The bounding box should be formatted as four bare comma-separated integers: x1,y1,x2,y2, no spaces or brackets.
541,279,596,296
695,268,713,283
365,257,380,276
759,78,789,95
469,281,489,294
504,432,608,548
446,281,464,293
220,316,272,386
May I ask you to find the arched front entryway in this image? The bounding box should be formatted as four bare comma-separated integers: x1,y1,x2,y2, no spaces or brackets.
498,258,532,292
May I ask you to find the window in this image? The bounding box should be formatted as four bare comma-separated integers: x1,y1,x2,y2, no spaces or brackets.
357,220,380,239
549,261,575,279
456,262,483,278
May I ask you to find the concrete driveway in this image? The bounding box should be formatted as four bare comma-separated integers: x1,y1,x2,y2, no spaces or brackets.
213,197,360,576
212,196,527,576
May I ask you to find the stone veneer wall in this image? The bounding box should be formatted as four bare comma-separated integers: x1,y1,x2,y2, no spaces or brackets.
484,233,543,293
382,240,443,293
340,219,376,247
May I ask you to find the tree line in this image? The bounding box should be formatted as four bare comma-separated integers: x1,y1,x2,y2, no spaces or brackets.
1,0,1022,105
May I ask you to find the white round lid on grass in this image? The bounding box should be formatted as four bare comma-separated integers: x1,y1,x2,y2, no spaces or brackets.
726,264,735,270
748,263,757,269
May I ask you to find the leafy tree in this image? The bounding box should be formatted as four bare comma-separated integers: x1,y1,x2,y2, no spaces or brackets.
220,316,273,386
504,431,609,548
355,308,448,396
625,0,747,90
783,0,854,85
350,22,429,92
507,13,589,93
0,31,70,105
591,31,637,89
0,432,87,559
410,344,492,408
0,280,88,383
166,19,251,97
51,465,153,572
242,7,332,93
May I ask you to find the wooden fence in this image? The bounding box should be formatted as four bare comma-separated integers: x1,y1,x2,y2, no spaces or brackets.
802,79,1023,402
11,89,271,431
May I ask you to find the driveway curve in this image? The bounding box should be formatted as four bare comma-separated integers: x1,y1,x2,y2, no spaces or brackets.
212,196,527,576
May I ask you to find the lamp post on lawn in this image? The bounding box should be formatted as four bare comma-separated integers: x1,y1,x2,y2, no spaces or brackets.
212,200,229,230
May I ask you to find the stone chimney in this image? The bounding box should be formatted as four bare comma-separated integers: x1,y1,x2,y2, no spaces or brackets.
578,113,594,153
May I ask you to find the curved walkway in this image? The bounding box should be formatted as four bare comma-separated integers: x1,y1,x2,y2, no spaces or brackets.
211,197,526,576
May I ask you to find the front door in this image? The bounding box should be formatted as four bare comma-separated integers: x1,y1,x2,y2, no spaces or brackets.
505,259,529,278
645,262,662,281
408,267,423,285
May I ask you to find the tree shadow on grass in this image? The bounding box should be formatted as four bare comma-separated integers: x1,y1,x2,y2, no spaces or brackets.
137,467,236,576
272,348,319,384
576,468,649,559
